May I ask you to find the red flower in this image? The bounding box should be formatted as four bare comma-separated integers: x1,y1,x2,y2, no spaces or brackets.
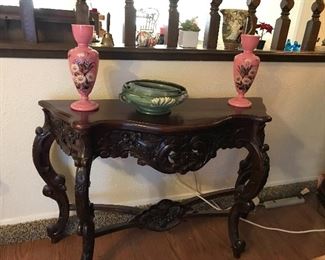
256,22,273,39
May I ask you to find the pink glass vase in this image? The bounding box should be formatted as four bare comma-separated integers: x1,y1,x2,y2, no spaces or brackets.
68,24,99,111
228,34,260,108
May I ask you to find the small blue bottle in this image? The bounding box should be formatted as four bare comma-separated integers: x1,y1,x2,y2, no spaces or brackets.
292,41,301,52
284,39,293,51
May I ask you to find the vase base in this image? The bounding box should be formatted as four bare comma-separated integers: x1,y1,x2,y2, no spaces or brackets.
228,97,252,108
70,100,99,111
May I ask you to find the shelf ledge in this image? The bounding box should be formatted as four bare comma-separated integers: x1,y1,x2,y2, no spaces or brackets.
1,42,325,62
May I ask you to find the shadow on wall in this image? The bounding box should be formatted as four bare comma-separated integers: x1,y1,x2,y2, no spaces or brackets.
267,114,304,180
48,141,168,204
91,157,176,203
321,140,325,170
103,61,139,98
194,148,247,191
0,180,9,197
255,65,305,181
50,143,75,201
88,145,248,203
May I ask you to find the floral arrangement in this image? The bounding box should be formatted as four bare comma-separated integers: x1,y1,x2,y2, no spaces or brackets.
180,17,200,32
255,22,273,40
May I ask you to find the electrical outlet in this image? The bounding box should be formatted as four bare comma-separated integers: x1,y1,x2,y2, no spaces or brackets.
300,187,310,196
263,196,305,209
252,197,260,206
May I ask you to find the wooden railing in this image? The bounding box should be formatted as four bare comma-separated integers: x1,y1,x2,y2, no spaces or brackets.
121,0,325,51
301,0,325,50
124,0,136,47
271,0,295,50
203,0,222,49
0,0,325,60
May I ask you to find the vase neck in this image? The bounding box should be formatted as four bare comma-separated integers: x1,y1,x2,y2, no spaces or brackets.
78,43,89,48
80,95,89,101
240,34,259,52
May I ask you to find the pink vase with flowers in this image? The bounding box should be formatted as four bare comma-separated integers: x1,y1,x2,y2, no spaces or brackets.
68,24,99,111
228,34,260,108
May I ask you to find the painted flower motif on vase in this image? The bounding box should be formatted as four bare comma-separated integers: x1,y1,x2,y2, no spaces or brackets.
235,59,257,93
70,59,95,95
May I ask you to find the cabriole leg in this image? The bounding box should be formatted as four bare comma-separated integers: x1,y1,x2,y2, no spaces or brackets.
229,138,270,258
75,159,95,260
32,126,70,243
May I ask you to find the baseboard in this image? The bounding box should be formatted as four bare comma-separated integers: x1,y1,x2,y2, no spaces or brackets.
0,180,317,245
0,212,65,226
260,179,317,202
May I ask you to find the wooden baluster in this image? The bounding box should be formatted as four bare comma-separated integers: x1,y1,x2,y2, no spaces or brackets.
301,0,325,51
90,9,100,36
75,0,89,25
271,0,295,50
167,0,179,48
124,0,136,47
203,0,222,49
19,0,38,43
246,0,261,35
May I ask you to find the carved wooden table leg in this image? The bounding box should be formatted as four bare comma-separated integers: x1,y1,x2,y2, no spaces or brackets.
228,123,270,258
74,158,95,260
32,125,69,243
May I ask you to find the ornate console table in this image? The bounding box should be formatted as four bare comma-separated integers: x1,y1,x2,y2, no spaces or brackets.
33,98,271,259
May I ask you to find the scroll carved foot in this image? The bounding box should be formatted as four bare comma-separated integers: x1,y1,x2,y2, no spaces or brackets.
33,126,69,242
228,200,254,258
232,239,246,258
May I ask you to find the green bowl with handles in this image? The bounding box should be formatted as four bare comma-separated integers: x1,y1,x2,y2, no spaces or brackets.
120,79,188,115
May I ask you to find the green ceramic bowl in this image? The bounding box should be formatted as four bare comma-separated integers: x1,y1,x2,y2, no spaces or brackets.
120,80,188,115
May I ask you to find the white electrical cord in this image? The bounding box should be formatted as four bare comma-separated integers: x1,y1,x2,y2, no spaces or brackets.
176,174,228,211
239,218,325,234
176,174,325,234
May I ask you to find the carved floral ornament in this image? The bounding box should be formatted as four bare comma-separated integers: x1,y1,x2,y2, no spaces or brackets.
44,110,267,175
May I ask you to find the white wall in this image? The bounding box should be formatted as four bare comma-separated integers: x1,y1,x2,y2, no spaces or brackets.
0,58,324,225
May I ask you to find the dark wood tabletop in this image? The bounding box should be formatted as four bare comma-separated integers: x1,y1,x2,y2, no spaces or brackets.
39,98,271,133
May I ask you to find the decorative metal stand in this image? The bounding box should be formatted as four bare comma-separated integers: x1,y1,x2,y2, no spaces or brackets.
33,98,271,260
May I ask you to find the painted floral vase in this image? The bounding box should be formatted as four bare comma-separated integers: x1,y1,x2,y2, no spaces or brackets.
68,24,99,111
220,9,248,50
228,34,260,108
